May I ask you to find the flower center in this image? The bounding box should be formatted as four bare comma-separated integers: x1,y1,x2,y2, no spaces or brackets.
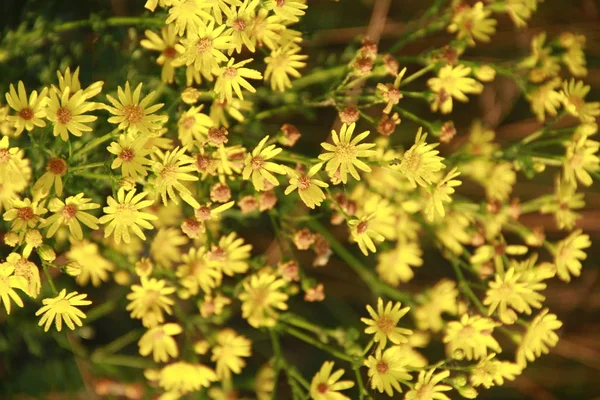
334,143,356,162
224,67,238,79
56,107,72,125
376,361,389,374
182,116,196,130
0,149,10,164
18,207,34,221
196,37,213,54
276,0,285,7
163,46,177,58
195,154,212,171
123,105,144,124
120,148,135,162
19,108,34,120
62,204,78,220
208,246,227,263
159,163,178,181
251,156,265,170
376,315,395,334
195,206,212,221
53,298,72,312
297,175,311,191
47,157,67,175
356,221,368,234
232,18,247,32
317,383,328,394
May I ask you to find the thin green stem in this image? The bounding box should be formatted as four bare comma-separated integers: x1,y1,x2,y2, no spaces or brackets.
449,258,486,314
280,324,355,363
42,262,58,295
72,128,119,159
270,329,283,400
399,64,435,88
69,162,106,173
393,106,436,133
55,16,163,33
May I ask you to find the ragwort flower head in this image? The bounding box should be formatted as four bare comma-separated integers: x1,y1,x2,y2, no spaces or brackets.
427,65,483,114
4,81,48,135
35,289,91,332
152,146,200,208
127,277,176,328
207,232,252,276
211,328,252,379
4,253,40,298
239,272,289,328
214,58,263,102
348,214,385,256
3,198,47,231
177,247,222,295
361,297,412,351
563,134,599,187
138,323,182,363
66,240,115,287
443,314,501,360
516,309,562,367
242,135,287,191
447,2,497,46
177,105,214,147
376,241,423,286
99,188,158,244
553,229,590,282
107,133,154,179
46,87,97,141
309,361,355,400
560,79,600,123
0,264,27,315
41,193,100,240
140,24,180,84
284,163,329,209
165,0,212,36
32,157,68,197
265,0,307,23
470,354,522,389
318,122,376,184
158,361,217,394
264,44,308,92
399,128,445,188
365,347,412,396
404,369,452,400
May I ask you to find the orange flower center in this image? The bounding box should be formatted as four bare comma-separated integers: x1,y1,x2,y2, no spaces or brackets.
123,105,144,124
232,18,247,32
376,360,389,374
56,107,72,125
47,157,67,175
196,37,212,54
163,46,177,58
251,156,265,170
223,67,238,79
18,207,34,221
62,204,78,219
317,383,328,394
376,315,395,334
19,108,34,120
0,149,11,164
119,148,135,162
297,175,311,191
356,221,368,234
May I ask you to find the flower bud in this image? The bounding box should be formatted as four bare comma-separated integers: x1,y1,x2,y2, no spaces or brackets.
66,261,82,277
181,87,200,104
4,232,19,247
37,245,56,262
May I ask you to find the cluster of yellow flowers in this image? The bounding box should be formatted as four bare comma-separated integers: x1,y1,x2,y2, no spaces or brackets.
0,0,597,398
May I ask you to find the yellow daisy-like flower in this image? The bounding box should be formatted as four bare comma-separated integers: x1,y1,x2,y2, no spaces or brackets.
483,267,545,325
159,362,217,394
205,0,241,25
214,58,263,102
470,354,522,389
0,104,16,136
211,329,252,379
152,146,200,208
560,33,587,77
427,65,483,114
41,193,100,240
560,79,600,123
4,81,48,135
105,81,167,135
309,361,355,400
226,0,259,54
318,122,376,184
563,135,599,187
0,264,27,314
177,247,222,295
553,229,590,282
365,347,412,396
284,163,329,209
99,188,158,244
194,201,235,232
107,133,154,179
485,162,516,201
405,369,452,400
399,128,445,188
207,232,252,276
127,277,176,328
140,24,180,84
175,20,234,79
447,2,497,46
248,9,286,50
424,167,461,221
265,0,307,23
361,297,412,351
150,227,189,269
516,309,562,367
414,279,459,333
54,66,104,102
0,136,28,184
32,157,68,197
239,272,289,328
46,87,97,141
209,97,251,128
348,214,385,255
443,314,501,360
3,198,47,231
528,78,563,122
177,105,214,147
376,241,423,286
264,44,307,92
166,0,212,36
4,253,41,298
35,289,91,332
540,177,584,230
242,135,286,191
66,240,115,287
139,323,182,362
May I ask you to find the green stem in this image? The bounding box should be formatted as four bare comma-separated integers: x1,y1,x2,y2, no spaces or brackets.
292,66,347,90
55,16,163,33
399,64,435,88
280,324,355,363
269,329,282,400
69,162,106,173
42,262,58,295
72,128,119,159
92,329,143,357
449,258,486,314
393,106,436,133
355,367,368,400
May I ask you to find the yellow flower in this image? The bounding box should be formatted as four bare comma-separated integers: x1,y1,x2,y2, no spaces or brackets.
0,136,30,186
175,20,234,79
256,363,276,400
54,66,104,102
4,81,48,135
239,272,289,328
361,297,412,351
209,97,252,128
177,105,214,147
285,163,329,209
447,2,497,46
139,323,182,362
105,81,167,135
3,198,47,231
504,0,538,27
3,253,40,298
165,0,212,36
0,264,27,314
553,229,590,282
99,188,158,244
519,33,560,83
127,277,175,328
248,9,286,50
563,135,599,187
264,44,307,92
211,329,252,379
199,292,231,317
158,362,217,394
516,309,562,367
365,347,412,396
399,128,445,188
205,0,241,25
150,227,189,269
424,167,461,221
242,135,286,190
318,122,376,184
540,177,584,230
415,280,459,333
485,162,515,201
152,146,200,208
226,0,259,54
107,133,154,178
528,78,563,122
35,289,91,332
376,241,423,286
470,354,522,389
32,157,68,197
140,24,180,84
0,104,16,136
560,33,587,77
145,0,174,12
427,65,483,114
348,214,385,256
46,87,97,141
214,58,262,102
41,193,100,240
207,232,252,276
309,361,355,400
177,247,222,295
66,240,114,287
265,0,307,23
560,79,600,123
405,369,452,400
194,201,235,232
484,267,545,324
443,314,501,360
